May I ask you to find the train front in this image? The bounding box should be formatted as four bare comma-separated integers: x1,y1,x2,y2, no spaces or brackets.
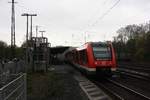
91,42,117,73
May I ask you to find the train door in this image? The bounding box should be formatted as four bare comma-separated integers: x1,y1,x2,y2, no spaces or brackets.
79,50,88,66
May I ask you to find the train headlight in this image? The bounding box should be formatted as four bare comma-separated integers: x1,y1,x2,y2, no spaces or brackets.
95,62,97,65
111,68,116,71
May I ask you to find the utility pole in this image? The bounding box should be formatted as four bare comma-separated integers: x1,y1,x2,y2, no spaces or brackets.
39,31,46,37
22,13,37,72
35,25,41,38
9,0,17,59
21,13,29,42
21,13,36,68
30,14,37,40
21,13,29,67
22,14,37,41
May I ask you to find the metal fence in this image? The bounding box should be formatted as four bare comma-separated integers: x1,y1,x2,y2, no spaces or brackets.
0,73,27,100
0,60,27,100
0,60,26,84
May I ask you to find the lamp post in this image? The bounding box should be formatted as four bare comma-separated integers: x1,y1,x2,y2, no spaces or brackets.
39,31,46,38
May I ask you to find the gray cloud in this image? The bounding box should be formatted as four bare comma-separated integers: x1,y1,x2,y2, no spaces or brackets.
0,0,150,46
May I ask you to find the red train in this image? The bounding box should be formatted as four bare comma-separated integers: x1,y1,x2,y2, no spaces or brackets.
65,41,117,75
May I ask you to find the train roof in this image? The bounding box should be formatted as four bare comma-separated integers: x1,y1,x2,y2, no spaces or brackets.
91,41,111,46
76,41,111,50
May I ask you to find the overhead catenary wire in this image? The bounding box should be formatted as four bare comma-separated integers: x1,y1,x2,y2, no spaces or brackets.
90,0,121,28
85,0,110,29
82,0,121,43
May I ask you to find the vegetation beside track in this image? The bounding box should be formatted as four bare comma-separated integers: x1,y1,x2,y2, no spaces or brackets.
113,21,150,62
27,67,88,100
27,71,65,100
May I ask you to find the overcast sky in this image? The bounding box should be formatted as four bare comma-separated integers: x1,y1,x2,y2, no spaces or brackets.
0,0,150,47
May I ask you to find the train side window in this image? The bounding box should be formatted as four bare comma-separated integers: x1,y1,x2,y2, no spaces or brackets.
77,51,80,63
74,51,78,62
79,50,88,64
79,51,82,64
84,50,88,64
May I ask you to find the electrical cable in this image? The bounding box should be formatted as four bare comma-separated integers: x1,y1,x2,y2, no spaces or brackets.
90,0,121,27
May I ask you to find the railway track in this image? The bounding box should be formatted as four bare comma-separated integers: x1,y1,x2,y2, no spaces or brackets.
107,78,150,100
118,63,150,69
93,78,150,100
116,68,150,81
93,80,124,100
118,65,150,74
117,62,150,81
119,65,150,71
89,63,150,100
70,63,150,100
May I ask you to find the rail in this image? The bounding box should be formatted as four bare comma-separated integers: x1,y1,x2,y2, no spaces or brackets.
0,73,26,100
117,68,150,80
93,80,124,100
107,78,150,100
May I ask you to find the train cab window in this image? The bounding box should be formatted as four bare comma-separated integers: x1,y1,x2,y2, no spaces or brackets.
92,43,112,60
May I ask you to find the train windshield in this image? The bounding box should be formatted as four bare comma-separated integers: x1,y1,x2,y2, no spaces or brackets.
92,43,111,60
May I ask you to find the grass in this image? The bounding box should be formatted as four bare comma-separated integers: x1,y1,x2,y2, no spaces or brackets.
27,71,65,100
